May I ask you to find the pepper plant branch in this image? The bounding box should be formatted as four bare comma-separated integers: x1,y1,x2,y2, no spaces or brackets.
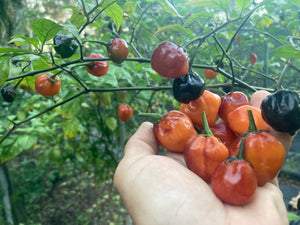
225,5,258,53
0,91,85,145
276,59,291,91
130,2,154,45
213,35,236,85
183,3,262,49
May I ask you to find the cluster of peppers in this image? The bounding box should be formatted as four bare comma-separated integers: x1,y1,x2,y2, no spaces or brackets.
152,87,299,206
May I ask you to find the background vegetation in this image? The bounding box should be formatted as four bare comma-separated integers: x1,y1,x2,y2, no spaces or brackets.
0,0,299,224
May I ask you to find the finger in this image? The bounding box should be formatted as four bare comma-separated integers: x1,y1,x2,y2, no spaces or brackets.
164,150,187,167
250,90,271,108
124,122,159,158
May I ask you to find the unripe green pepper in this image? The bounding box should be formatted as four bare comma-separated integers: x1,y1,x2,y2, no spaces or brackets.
261,90,300,135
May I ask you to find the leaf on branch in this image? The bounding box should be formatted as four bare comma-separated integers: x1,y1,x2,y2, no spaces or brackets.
62,118,79,139
183,12,213,27
236,0,252,11
8,36,40,48
63,22,80,40
64,6,87,30
0,48,34,54
147,0,183,17
272,45,300,59
153,24,194,37
123,1,138,14
0,55,10,86
184,0,230,11
103,3,123,31
105,116,117,132
31,18,63,45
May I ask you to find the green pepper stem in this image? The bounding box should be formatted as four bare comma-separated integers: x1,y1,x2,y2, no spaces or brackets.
247,109,257,132
201,111,214,136
237,137,246,160
138,112,162,121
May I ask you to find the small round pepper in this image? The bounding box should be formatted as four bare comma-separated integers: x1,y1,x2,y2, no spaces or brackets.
53,34,78,58
180,90,221,128
1,86,16,102
184,111,229,183
261,90,300,135
231,109,286,186
172,70,205,104
227,105,271,135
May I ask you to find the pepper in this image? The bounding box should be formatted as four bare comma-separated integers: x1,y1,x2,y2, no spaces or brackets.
227,105,271,135
1,86,16,102
53,34,78,58
179,90,221,128
184,111,229,183
172,70,205,104
230,109,286,186
260,90,300,135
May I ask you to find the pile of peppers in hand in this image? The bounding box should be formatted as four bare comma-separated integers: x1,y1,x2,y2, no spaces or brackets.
148,70,300,205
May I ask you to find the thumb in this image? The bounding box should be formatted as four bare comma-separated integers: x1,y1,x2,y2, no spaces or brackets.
124,122,159,158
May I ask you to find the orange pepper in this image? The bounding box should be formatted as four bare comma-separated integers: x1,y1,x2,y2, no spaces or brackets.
227,105,271,135
179,90,221,128
244,131,285,186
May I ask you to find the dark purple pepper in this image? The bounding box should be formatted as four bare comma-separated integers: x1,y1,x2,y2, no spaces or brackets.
172,70,205,104
53,34,78,58
1,86,16,102
261,90,300,135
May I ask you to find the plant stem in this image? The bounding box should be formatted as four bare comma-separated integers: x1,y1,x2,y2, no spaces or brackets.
237,137,246,160
201,111,214,136
247,109,257,132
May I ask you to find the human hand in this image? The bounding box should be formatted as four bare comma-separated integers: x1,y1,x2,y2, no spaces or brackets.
114,90,291,225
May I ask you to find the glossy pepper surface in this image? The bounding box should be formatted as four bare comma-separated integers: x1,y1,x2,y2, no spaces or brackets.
154,110,197,153
261,90,300,135
172,70,205,104
151,41,189,78
227,105,271,135
184,112,229,183
53,34,78,58
180,90,221,128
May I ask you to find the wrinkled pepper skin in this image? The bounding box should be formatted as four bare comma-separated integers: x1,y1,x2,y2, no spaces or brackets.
261,90,300,135
1,86,16,102
172,70,205,104
53,34,78,58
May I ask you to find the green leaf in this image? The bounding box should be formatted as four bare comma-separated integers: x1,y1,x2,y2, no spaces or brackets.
9,35,39,47
153,24,194,37
60,96,82,119
272,45,300,58
103,3,123,31
0,48,34,54
31,18,63,44
64,6,87,29
105,116,117,132
183,12,213,27
147,0,183,17
236,0,252,11
289,0,300,7
16,135,38,150
288,212,300,221
63,22,80,40
98,73,119,87
123,1,138,14
0,55,10,86
62,118,79,139
184,0,230,11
